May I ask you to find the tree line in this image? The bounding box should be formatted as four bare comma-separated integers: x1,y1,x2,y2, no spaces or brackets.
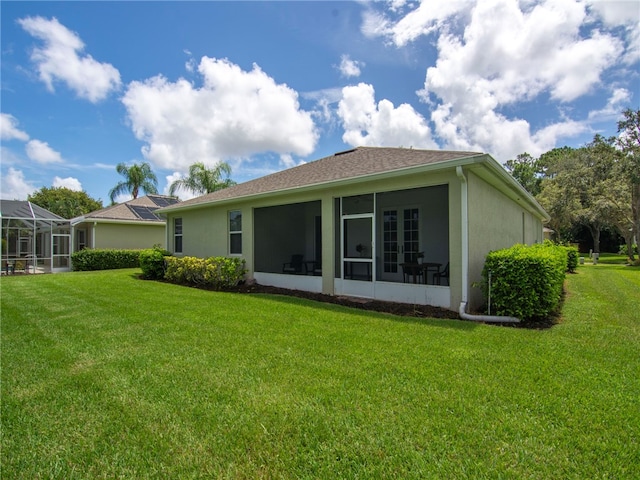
505,108,639,260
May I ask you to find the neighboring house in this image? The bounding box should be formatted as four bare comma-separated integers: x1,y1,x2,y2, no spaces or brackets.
1,200,71,273
543,227,554,241
157,147,549,313
71,195,178,252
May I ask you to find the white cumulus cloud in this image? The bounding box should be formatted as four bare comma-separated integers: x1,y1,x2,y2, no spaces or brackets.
0,113,30,141
588,0,640,26
18,16,121,103
339,55,364,78
122,57,318,172
364,0,627,161
588,88,632,121
363,0,473,46
338,83,438,149
0,168,37,200
52,176,82,191
25,139,63,164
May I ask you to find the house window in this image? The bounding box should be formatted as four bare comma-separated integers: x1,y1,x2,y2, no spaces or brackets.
77,229,86,250
229,210,242,255
174,218,183,254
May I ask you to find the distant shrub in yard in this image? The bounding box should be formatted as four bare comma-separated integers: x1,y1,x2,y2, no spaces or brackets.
164,256,246,289
481,242,567,322
563,244,579,273
139,247,171,280
72,249,141,271
619,243,638,256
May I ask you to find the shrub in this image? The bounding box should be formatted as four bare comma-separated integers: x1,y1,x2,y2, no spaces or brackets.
563,244,579,273
481,243,567,322
139,247,171,280
619,243,638,256
72,249,141,271
164,256,246,289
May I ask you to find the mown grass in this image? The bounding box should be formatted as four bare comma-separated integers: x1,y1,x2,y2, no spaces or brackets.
1,265,638,478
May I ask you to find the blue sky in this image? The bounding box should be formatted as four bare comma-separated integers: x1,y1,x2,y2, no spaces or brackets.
1,1,638,204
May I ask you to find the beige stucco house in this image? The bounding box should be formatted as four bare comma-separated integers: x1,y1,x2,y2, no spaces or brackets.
157,147,549,313
70,195,178,252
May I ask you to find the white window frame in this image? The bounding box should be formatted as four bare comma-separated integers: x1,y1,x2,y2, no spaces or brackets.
77,229,86,251
229,210,242,255
174,217,183,254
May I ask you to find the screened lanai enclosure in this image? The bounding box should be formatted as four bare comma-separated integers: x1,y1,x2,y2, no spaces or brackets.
252,185,450,304
1,200,71,274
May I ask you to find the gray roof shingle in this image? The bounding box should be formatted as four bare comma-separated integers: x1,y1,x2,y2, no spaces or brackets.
162,147,483,211
76,195,179,222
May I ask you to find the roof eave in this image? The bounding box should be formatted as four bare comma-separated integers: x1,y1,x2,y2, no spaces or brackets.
72,218,166,226
158,153,487,214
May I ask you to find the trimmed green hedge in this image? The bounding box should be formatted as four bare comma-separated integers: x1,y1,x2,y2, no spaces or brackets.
164,256,246,289
564,245,579,273
71,249,141,271
139,247,171,280
481,242,568,321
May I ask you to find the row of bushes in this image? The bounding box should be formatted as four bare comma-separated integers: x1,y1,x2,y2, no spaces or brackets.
140,248,246,289
71,248,142,271
73,247,246,290
480,242,577,322
163,256,246,289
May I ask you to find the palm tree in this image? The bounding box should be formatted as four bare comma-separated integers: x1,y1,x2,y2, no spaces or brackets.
109,162,158,203
169,161,236,197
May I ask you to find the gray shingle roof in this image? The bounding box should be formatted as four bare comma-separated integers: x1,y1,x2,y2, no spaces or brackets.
75,195,179,222
162,147,483,211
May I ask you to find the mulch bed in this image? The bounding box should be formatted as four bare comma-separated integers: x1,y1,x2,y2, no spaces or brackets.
225,283,558,329
229,282,464,321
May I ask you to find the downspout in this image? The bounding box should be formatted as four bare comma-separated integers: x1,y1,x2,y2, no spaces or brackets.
455,166,521,323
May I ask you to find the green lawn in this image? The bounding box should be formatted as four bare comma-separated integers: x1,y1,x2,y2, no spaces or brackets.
2,265,639,478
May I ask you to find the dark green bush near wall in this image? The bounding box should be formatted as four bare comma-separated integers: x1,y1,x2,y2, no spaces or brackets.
564,245,579,273
481,243,568,321
139,247,172,280
164,256,246,289
71,249,141,271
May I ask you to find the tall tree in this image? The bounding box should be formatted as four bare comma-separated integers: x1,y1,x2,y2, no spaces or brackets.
504,152,543,196
537,138,620,253
538,146,575,179
28,187,103,219
615,108,640,257
109,162,158,203
169,161,236,198
536,146,578,242
588,135,635,259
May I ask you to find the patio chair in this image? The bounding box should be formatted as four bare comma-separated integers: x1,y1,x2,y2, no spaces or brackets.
434,262,450,285
401,263,424,284
309,260,322,276
283,254,305,274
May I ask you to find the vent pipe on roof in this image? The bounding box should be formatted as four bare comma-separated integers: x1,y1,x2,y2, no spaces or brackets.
334,148,357,156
